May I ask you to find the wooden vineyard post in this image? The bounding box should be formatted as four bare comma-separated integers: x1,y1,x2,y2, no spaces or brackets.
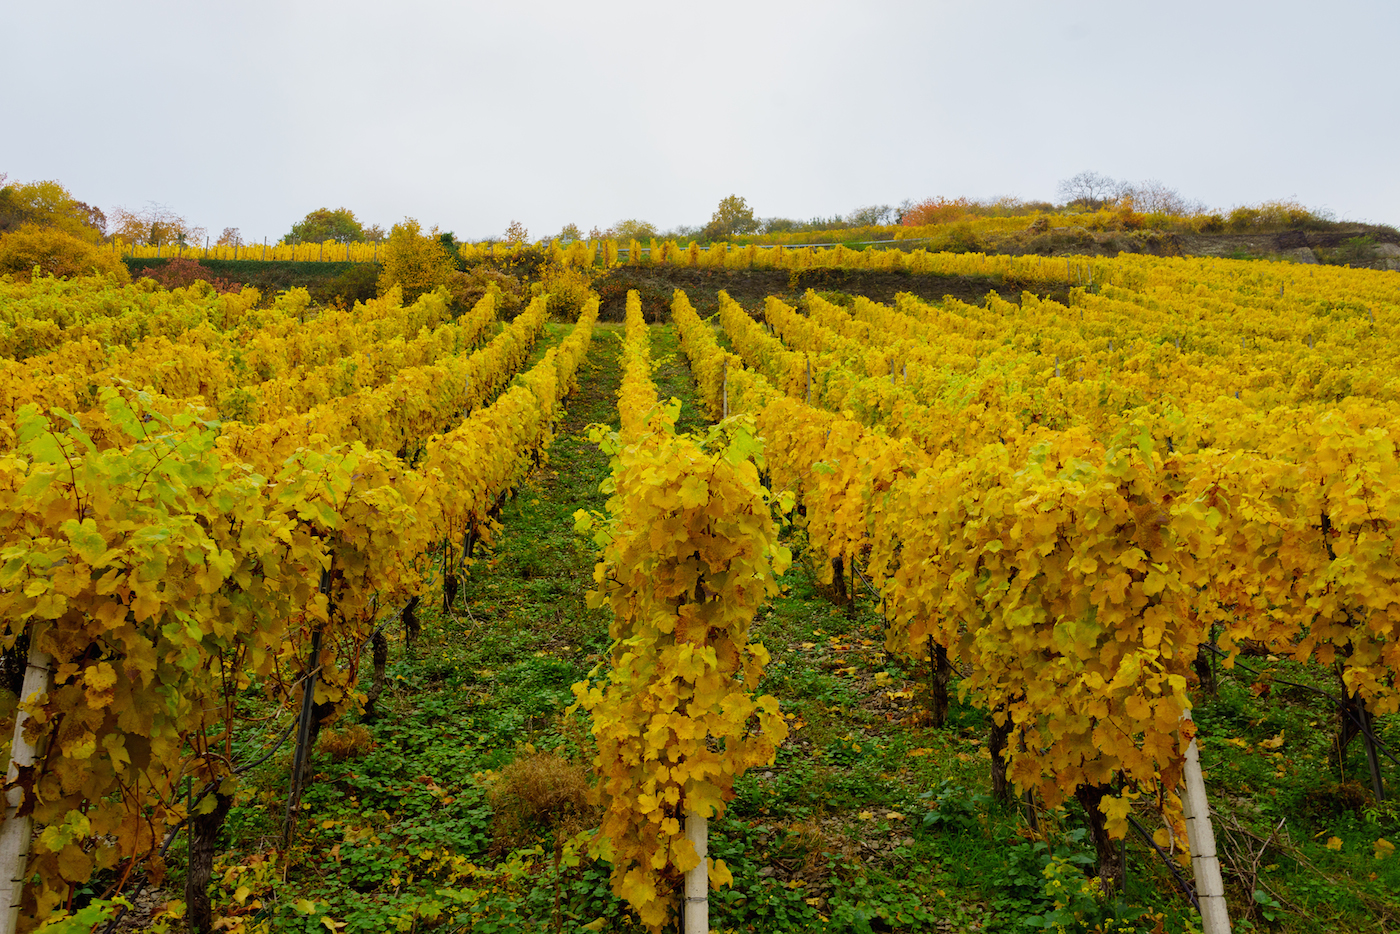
283,568,332,847
281,625,323,847
683,812,709,934
1181,711,1231,933
1356,698,1387,803
722,359,729,420
0,627,53,934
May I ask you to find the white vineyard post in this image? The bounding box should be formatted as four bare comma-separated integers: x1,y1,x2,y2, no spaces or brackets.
0,626,54,934
683,810,709,934
1181,710,1231,933
722,360,729,420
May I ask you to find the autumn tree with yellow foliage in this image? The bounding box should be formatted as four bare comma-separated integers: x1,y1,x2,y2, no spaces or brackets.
377,218,458,303
0,225,129,282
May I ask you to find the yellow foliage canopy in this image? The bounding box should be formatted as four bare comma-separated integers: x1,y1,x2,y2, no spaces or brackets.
377,218,456,303
0,225,130,283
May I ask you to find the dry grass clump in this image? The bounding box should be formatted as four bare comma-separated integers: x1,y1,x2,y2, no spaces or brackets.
783,818,861,875
316,724,375,762
489,751,596,850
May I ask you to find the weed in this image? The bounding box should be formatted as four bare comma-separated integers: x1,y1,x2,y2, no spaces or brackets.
919,779,991,834
1325,235,1380,268
489,750,596,850
317,724,375,762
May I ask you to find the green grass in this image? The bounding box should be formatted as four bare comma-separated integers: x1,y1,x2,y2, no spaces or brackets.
177,319,1400,934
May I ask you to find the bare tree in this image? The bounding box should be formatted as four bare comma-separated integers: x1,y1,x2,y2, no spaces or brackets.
217,227,243,247
1125,179,1206,216
1056,171,1129,210
109,202,204,246
846,204,895,227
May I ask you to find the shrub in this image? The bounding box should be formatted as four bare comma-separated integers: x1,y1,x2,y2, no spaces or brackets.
1114,201,1145,230
0,224,129,282
530,262,596,321
136,257,243,293
1227,200,1321,232
1226,205,1262,231
934,222,981,253
474,243,552,281
1193,213,1226,233
902,197,974,227
447,267,525,319
591,270,669,322
311,262,380,308
1328,235,1380,268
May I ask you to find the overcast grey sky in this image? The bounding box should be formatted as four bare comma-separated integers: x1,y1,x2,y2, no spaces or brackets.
4,0,1396,243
